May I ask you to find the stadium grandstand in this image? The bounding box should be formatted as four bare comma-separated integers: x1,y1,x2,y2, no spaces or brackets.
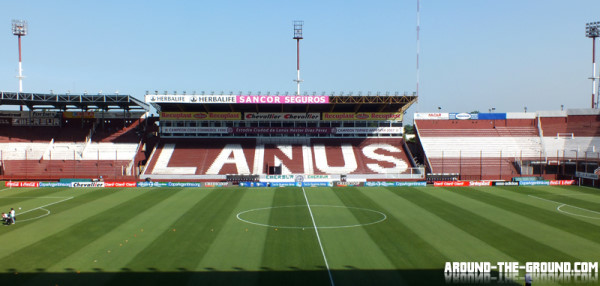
140,91,422,183
414,109,600,185
0,91,151,180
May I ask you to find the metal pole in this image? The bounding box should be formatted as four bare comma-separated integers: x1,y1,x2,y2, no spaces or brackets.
18,35,23,93
297,38,301,96
416,0,420,98
593,37,597,108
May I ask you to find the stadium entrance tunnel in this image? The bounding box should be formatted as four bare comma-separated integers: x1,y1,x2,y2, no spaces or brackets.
236,205,387,229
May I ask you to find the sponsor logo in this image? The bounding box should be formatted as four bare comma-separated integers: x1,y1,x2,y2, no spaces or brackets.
323,112,403,121
39,182,72,187
6,181,40,187
104,182,137,187
519,181,550,186
364,181,427,187
302,182,333,187
161,112,240,121
71,182,105,188
494,181,519,186
136,182,168,187
433,181,469,187
167,182,202,187
455,113,471,120
244,113,320,121
236,96,329,104
269,182,301,187
468,181,492,187
549,180,575,186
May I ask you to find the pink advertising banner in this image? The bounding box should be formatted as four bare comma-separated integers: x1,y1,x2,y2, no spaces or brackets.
236,95,329,104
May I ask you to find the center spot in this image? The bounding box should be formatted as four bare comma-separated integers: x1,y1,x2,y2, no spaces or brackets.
237,205,387,229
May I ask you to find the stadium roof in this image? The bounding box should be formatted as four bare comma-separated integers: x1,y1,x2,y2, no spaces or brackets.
0,91,149,111
148,92,417,114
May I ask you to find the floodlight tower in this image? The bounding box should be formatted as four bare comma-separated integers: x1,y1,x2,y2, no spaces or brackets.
293,20,304,96
12,20,27,93
586,21,600,108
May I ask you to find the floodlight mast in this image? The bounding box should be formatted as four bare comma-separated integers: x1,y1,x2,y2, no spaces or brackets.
293,20,304,96
586,22,600,109
12,20,27,93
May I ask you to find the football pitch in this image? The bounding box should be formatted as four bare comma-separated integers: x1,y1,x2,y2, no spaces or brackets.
0,185,599,286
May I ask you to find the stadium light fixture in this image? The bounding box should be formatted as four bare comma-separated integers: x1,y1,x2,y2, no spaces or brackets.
293,20,304,96
12,19,27,93
586,21,600,108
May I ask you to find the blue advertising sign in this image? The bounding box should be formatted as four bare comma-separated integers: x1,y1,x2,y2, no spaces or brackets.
39,182,72,188
136,182,169,187
270,182,301,187
364,181,427,187
519,181,550,186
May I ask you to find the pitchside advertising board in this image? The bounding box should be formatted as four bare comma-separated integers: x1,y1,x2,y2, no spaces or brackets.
146,95,329,104
414,112,507,120
160,112,241,121
160,112,404,122
432,180,575,187
322,113,403,121
160,126,403,135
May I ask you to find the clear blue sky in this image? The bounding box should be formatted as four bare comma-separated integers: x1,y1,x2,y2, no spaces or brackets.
0,1,599,118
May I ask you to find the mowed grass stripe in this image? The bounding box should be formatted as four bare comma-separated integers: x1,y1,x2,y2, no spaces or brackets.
304,188,398,272
46,188,214,272
0,189,178,273
452,187,600,244
359,187,516,263
190,188,275,286
108,188,246,285
334,188,448,269
257,187,331,286
391,188,579,263
0,188,129,256
311,188,406,286
197,188,275,270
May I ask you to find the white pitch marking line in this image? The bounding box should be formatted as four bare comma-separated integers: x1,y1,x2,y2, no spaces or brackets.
528,195,600,218
19,196,74,216
236,205,386,229
18,208,51,222
302,187,335,286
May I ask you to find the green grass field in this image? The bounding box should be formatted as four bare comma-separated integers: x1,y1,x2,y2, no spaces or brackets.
0,185,599,285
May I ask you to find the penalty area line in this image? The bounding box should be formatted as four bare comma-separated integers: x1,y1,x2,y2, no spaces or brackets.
528,194,600,218
302,187,335,286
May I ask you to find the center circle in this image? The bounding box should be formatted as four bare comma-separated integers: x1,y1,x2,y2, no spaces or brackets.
236,205,387,229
